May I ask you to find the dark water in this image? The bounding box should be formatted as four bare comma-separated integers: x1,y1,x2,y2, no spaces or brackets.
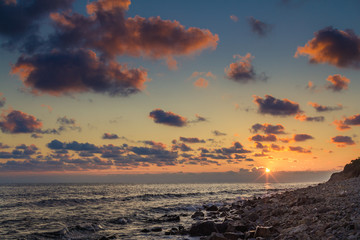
0,182,315,239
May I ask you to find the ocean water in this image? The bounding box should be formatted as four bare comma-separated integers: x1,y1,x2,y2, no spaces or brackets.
0,182,315,239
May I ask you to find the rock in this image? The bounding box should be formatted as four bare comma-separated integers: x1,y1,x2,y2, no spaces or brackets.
191,211,205,220
254,226,273,238
206,205,219,212
151,227,162,232
140,228,150,233
215,222,228,233
189,221,218,236
205,232,227,240
225,220,248,233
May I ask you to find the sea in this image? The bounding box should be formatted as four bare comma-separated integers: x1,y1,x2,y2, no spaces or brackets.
0,182,317,239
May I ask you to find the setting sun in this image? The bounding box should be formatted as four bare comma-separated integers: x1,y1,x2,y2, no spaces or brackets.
266,168,271,173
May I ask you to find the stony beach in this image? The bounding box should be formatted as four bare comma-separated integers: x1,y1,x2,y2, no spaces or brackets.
183,176,360,240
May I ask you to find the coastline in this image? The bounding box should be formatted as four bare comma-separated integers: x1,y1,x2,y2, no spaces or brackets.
182,177,360,239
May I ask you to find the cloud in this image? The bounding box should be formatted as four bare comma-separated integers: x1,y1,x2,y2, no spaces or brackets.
102,133,119,140
249,134,277,142
331,135,355,147
188,71,215,88
225,53,267,83
172,143,193,152
11,49,149,97
57,116,81,132
288,146,311,153
179,137,206,143
334,114,360,131
142,140,166,150
212,130,227,136
326,74,350,92
49,0,218,66
149,109,187,127
47,139,99,152
294,113,325,122
250,123,285,134
0,110,42,134
253,95,301,116
230,15,238,22
293,134,314,142
193,77,208,88
247,17,272,37
190,114,208,123
295,26,360,68
308,102,343,112
215,142,251,155
0,0,73,41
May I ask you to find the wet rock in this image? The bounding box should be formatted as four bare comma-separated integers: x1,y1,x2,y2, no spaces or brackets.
151,226,162,232
191,210,205,220
140,228,150,233
189,221,218,236
206,205,219,212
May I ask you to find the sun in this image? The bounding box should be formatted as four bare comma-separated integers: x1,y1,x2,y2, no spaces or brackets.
265,168,271,173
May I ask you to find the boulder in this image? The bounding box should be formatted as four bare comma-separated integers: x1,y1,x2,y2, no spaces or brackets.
189,221,218,236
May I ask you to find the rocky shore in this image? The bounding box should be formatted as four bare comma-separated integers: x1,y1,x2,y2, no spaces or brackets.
183,176,360,239
178,158,360,239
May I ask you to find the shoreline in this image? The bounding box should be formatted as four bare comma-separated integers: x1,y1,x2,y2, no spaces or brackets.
183,177,360,239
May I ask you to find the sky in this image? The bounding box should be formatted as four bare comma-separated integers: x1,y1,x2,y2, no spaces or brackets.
0,0,359,183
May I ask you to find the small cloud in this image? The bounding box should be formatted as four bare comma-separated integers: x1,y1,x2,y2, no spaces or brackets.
333,114,360,131
331,135,355,147
295,113,324,122
212,130,227,136
249,134,277,142
293,134,314,142
149,109,187,127
230,15,239,22
193,77,208,88
326,74,350,92
250,123,285,134
247,17,272,37
102,133,119,140
179,137,206,144
308,102,343,112
225,53,267,83
253,95,300,116
288,146,311,153
0,110,42,134
295,26,360,68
